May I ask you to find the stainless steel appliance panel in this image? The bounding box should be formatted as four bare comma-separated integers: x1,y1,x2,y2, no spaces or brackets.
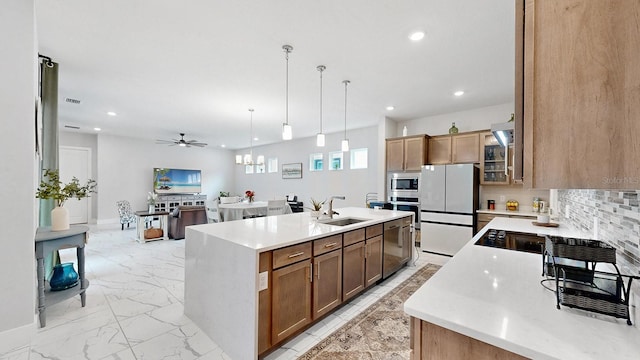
382,219,412,278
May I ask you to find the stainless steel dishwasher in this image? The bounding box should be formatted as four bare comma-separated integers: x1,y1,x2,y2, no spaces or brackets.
383,217,412,278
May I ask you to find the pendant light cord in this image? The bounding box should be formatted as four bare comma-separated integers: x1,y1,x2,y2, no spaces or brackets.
317,65,325,133
343,80,350,138
249,108,254,158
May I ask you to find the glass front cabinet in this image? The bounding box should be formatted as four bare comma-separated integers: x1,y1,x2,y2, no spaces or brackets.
480,131,510,185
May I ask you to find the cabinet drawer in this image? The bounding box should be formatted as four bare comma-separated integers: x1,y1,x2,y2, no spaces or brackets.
273,242,312,269
313,234,343,256
401,216,412,226
365,224,383,239
343,229,365,246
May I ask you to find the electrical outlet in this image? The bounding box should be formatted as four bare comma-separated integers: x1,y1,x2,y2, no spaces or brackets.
499,195,506,202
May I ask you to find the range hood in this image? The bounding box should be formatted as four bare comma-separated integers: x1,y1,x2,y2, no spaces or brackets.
491,121,514,147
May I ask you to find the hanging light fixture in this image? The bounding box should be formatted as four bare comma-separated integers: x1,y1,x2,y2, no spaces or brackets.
282,45,293,140
341,80,350,152
240,108,265,166
316,65,326,147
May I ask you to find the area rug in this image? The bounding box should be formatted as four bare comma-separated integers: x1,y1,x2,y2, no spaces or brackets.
298,263,440,360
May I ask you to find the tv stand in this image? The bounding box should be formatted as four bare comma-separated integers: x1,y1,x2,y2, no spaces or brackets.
154,194,206,213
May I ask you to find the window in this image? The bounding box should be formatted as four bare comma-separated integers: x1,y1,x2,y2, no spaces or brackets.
328,151,343,171
350,148,368,169
267,158,278,173
256,164,265,173
245,165,254,174
309,153,323,171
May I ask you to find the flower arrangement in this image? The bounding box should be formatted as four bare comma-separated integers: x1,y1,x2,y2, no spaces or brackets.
147,192,158,205
245,190,255,202
35,169,97,207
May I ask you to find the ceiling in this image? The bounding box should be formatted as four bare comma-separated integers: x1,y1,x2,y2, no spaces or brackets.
36,0,515,150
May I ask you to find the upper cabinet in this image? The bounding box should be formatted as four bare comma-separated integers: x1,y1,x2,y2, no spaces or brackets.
386,135,428,171
522,0,640,189
480,131,510,185
427,132,481,165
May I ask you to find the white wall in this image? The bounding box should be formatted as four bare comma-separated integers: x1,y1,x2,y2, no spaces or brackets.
0,0,37,351
93,134,236,223
396,102,514,137
233,126,379,209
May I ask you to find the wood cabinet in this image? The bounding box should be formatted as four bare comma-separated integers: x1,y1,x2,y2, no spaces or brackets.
386,135,428,171
271,242,312,345
313,235,342,319
522,0,640,189
479,131,510,185
365,235,383,287
343,241,366,301
427,133,481,165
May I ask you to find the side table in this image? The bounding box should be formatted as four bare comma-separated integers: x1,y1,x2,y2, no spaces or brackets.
35,225,89,327
134,210,169,242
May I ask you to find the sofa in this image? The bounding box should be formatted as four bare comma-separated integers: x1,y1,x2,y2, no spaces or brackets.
168,205,207,239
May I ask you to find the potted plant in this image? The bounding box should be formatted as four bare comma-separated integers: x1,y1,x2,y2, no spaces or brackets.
147,192,158,213
35,169,97,231
307,198,325,219
219,191,237,204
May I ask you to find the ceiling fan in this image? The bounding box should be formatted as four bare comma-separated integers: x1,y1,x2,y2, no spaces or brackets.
156,133,207,148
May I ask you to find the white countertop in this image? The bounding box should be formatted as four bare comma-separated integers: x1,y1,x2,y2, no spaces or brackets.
188,207,412,252
404,217,640,360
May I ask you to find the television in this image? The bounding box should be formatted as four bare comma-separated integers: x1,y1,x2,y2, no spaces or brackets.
153,168,202,194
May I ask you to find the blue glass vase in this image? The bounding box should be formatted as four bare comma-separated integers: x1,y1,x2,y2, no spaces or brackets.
49,262,79,291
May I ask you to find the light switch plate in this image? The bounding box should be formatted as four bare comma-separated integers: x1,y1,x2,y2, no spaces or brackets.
258,271,268,291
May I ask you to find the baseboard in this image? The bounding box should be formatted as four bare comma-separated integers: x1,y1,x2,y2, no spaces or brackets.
0,320,35,354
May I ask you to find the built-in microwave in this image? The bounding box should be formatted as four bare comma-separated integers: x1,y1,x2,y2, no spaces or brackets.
389,173,420,192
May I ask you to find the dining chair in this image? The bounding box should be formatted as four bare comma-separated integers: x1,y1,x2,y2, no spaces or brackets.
267,199,287,216
205,199,220,223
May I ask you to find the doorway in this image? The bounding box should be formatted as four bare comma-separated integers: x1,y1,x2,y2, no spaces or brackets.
60,146,92,224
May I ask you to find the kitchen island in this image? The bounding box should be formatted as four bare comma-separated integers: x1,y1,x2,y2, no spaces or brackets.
184,207,413,359
404,217,640,359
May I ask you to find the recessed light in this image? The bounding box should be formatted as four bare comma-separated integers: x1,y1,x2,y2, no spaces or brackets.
409,31,425,41
107,111,117,116
221,144,226,148
94,127,101,131
386,106,395,111
253,137,259,141
454,90,465,97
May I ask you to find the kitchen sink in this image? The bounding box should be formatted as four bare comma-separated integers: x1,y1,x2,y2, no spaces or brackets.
319,217,369,226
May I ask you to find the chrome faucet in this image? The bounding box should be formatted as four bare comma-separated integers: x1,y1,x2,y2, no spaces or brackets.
327,196,345,219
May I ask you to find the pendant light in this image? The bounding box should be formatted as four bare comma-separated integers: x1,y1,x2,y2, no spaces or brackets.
316,65,326,147
282,45,293,140
242,108,264,166
341,80,350,152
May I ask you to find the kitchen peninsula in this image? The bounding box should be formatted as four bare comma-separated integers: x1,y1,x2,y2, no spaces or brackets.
184,207,414,359
405,217,640,359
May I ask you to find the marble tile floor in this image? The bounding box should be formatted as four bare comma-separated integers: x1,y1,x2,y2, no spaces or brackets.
1,224,449,360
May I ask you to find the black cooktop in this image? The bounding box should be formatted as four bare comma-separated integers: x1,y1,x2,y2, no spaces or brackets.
474,229,545,254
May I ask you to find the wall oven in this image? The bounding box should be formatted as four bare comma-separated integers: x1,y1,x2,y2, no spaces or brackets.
387,172,421,229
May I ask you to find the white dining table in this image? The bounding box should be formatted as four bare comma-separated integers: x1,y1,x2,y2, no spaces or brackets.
218,201,292,222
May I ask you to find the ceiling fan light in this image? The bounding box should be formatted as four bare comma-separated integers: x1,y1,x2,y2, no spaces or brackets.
282,123,292,140
341,139,350,152
179,143,186,147
316,133,325,147
235,155,242,164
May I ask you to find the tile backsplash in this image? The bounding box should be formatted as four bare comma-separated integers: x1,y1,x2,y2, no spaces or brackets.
557,189,640,275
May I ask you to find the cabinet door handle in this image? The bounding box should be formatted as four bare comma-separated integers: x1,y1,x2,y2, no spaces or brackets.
505,144,509,176
309,263,313,283
324,242,337,248
316,262,320,279
288,251,305,259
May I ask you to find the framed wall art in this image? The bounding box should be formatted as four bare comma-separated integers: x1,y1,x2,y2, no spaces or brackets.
282,163,302,179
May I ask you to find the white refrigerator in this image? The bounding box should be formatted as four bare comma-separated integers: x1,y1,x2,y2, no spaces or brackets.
420,164,478,256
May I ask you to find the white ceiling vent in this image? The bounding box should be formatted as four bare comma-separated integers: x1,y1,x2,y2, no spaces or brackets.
65,98,81,104
64,125,80,130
